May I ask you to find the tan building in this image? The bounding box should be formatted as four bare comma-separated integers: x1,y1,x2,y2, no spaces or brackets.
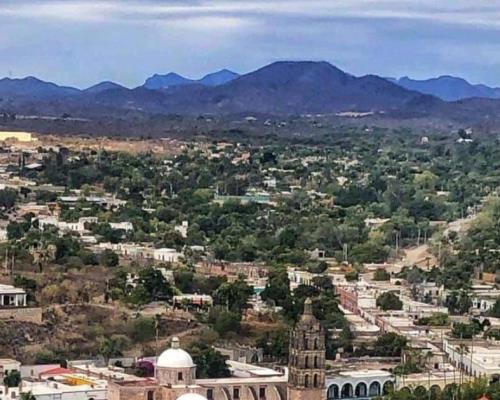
108,300,325,400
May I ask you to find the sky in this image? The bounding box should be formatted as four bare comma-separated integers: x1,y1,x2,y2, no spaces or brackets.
1,0,500,88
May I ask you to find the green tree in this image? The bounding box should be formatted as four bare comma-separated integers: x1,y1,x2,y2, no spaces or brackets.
373,268,391,281
127,317,156,343
3,370,21,387
100,249,119,268
97,334,131,361
208,306,241,337
376,292,403,311
191,344,231,379
214,276,253,312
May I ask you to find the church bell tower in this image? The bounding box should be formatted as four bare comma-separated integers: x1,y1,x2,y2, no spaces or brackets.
288,298,326,400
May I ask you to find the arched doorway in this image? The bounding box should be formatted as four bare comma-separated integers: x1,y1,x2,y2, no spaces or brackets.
382,381,394,395
341,383,354,398
368,381,381,397
327,384,340,400
355,382,367,397
430,385,441,400
414,386,428,399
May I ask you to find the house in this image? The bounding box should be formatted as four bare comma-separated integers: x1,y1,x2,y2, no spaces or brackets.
0,284,42,323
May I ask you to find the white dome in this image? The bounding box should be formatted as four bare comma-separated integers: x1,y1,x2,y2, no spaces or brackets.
177,394,208,400
157,337,195,369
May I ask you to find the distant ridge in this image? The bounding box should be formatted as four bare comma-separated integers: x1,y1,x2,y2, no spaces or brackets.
84,81,126,93
2,61,500,127
0,76,80,99
388,75,500,101
142,69,239,89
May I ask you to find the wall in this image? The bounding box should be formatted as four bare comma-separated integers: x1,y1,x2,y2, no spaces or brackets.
0,307,43,323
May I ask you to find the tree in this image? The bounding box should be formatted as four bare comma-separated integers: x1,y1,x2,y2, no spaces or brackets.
208,306,241,337
373,268,391,281
0,189,18,209
100,249,119,268
488,299,500,318
97,334,131,361
214,276,253,312
372,333,407,357
127,317,156,343
7,222,24,240
376,292,403,311
137,267,173,302
191,344,231,378
3,369,21,387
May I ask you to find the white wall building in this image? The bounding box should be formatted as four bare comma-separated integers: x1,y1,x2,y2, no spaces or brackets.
153,248,182,263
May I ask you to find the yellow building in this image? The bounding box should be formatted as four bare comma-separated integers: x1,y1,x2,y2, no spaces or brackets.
0,131,35,142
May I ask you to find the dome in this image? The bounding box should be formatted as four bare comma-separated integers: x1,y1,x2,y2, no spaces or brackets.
157,337,195,368
177,394,208,400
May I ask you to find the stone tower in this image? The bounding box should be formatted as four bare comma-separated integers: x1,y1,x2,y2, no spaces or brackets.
288,298,326,400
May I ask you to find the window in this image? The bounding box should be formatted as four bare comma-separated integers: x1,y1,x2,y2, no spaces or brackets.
259,387,266,399
313,374,318,388
147,391,154,400
305,355,309,368
207,389,213,400
304,375,309,388
314,356,318,368
178,372,183,381
233,388,240,399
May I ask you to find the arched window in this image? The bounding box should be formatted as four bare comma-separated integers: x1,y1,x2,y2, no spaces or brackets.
314,356,318,368
369,381,381,397
314,338,319,350
355,383,367,397
313,374,318,388
341,383,353,398
305,356,309,368
304,375,310,388
327,384,339,400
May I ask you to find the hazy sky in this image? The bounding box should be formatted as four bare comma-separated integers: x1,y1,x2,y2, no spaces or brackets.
1,0,500,88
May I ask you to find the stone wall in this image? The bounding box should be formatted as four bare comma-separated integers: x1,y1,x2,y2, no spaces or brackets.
0,307,43,323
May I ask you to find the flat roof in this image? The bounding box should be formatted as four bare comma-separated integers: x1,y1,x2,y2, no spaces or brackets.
338,370,393,379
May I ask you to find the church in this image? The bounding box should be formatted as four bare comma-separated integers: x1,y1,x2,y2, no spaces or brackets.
108,298,325,400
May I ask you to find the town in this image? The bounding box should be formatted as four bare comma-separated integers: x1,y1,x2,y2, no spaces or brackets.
0,128,498,400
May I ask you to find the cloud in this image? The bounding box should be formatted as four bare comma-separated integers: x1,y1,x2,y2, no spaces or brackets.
0,0,500,87
2,0,500,28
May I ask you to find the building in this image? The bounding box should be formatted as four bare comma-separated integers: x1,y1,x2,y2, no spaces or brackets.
175,221,189,238
325,370,394,399
108,336,288,400
0,284,42,323
153,248,183,263
0,131,34,142
288,298,326,400
107,299,338,400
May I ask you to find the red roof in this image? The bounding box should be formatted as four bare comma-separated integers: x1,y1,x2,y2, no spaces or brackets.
477,396,490,400
39,367,73,376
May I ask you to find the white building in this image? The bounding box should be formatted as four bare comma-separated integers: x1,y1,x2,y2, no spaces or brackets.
174,221,189,238
0,284,27,307
109,222,134,232
326,370,394,399
153,248,182,263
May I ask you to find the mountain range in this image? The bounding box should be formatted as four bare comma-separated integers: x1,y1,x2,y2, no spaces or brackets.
388,76,500,101
143,69,239,89
1,61,500,122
